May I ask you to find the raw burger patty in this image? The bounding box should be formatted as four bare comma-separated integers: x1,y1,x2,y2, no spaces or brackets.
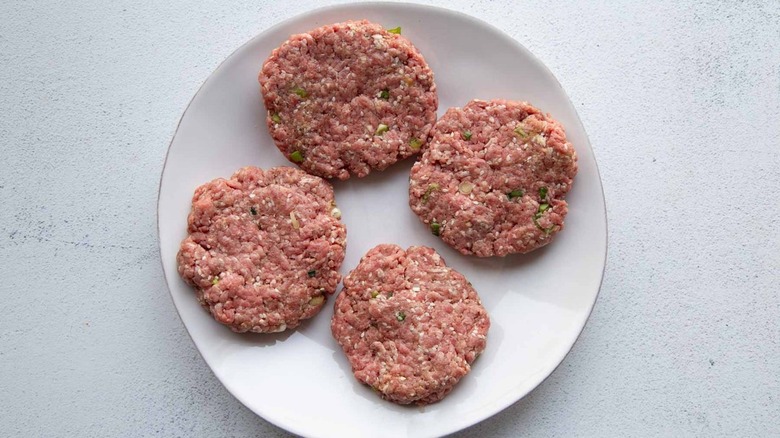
409,99,578,257
259,20,438,180
331,244,489,405
177,166,346,333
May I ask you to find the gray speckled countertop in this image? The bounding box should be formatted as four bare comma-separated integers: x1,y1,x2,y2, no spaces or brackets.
1,1,778,436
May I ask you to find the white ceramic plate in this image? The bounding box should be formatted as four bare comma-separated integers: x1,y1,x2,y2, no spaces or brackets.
158,3,606,437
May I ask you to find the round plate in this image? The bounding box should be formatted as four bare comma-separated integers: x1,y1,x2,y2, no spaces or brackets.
158,3,607,437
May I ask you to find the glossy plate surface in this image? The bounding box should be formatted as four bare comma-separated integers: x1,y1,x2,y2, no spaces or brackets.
158,3,607,437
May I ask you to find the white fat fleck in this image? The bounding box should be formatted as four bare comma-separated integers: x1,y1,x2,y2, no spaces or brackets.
249,193,255,199
290,211,300,229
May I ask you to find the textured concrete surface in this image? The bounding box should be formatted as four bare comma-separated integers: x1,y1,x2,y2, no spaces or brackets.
1,0,778,436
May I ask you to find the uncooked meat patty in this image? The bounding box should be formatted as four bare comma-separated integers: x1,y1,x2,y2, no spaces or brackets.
177,166,346,333
409,99,578,257
259,20,438,180
331,244,489,405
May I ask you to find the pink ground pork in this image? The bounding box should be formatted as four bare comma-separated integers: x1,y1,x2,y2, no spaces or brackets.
260,20,438,180
409,99,578,257
331,244,489,405
177,166,346,333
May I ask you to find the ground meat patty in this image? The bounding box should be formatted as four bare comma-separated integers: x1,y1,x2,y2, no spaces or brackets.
177,166,346,333
331,244,489,405
409,99,578,257
259,20,438,180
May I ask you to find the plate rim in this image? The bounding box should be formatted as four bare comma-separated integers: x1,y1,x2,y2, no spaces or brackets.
156,2,608,436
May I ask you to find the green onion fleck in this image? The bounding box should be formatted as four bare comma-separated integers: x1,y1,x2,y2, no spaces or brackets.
290,150,304,163
211,277,219,286
396,311,406,321
514,125,529,138
458,181,474,194
422,183,440,203
271,113,281,123
430,221,441,236
307,270,316,278
507,189,524,200
532,202,555,235
462,130,472,141
375,124,389,135
409,138,423,150
539,186,548,200
250,206,257,215
293,87,308,98
387,26,402,34
379,89,390,100
370,290,380,299
387,292,394,298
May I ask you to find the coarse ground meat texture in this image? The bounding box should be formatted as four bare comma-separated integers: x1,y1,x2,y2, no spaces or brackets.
331,244,489,405
177,166,346,333
409,99,578,257
259,20,438,180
